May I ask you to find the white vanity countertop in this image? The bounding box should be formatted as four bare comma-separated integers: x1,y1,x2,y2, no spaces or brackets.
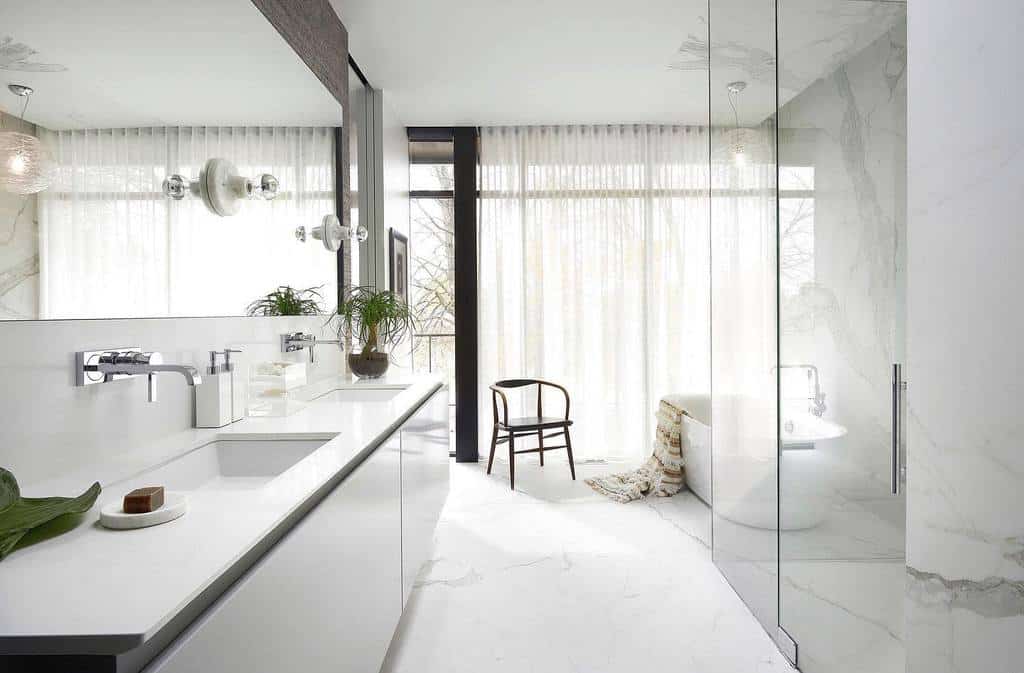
0,373,444,654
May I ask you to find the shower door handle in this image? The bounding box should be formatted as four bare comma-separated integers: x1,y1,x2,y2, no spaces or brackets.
891,363,906,495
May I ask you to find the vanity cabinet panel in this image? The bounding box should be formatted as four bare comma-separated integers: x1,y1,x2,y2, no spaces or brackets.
400,388,451,603
146,435,403,673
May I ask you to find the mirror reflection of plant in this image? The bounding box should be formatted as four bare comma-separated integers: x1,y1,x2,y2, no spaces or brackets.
331,286,415,361
246,286,323,317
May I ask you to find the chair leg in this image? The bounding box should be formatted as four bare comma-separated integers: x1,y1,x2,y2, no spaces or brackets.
564,428,576,481
486,426,498,475
537,429,545,466
508,433,516,490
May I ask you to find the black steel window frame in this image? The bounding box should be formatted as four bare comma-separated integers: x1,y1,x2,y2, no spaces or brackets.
408,126,479,463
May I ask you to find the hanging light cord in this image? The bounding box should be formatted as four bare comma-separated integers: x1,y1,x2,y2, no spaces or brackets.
18,93,31,125
728,88,741,130
1,90,33,131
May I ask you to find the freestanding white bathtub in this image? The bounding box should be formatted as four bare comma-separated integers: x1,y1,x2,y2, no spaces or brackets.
677,395,848,530
675,394,713,507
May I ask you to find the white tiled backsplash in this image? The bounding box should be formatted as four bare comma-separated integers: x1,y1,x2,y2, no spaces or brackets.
0,316,344,488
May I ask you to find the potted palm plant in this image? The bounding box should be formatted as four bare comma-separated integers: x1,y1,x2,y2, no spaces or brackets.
332,286,414,379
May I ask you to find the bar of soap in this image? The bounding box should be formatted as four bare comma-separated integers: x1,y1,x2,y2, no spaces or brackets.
123,486,165,514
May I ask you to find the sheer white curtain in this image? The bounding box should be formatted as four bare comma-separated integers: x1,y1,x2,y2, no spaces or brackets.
38,126,335,319
478,125,711,463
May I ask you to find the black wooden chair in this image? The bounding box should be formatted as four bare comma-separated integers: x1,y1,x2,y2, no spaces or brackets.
487,379,576,490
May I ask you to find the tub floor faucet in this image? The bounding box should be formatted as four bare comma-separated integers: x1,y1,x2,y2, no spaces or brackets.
777,363,827,417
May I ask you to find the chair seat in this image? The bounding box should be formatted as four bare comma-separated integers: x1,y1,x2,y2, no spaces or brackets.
499,416,573,430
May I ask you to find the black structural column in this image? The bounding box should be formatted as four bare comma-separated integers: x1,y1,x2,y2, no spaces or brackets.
453,127,479,463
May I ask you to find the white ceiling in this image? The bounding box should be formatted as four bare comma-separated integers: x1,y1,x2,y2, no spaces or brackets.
332,0,711,126
0,0,342,131
331,0,904,127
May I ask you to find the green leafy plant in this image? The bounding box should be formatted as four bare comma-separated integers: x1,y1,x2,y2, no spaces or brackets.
332,286,415,361
0,468,100,561
246,285,323,317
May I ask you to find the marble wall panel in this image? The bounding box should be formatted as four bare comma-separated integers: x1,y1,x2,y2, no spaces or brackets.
906,1,1024,671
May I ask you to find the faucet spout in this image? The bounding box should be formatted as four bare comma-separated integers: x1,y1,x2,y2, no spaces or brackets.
103,363,202,386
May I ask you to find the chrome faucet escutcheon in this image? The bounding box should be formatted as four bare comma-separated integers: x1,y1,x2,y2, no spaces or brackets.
76,348,202,402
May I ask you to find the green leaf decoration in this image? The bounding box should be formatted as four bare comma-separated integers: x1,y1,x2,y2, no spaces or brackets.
0,468,18,513
0,468,101,561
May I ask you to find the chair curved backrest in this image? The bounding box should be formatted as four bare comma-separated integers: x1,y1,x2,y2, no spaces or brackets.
489,378,570,426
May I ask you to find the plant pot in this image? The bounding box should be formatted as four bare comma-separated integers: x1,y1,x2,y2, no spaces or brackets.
348,351,389,379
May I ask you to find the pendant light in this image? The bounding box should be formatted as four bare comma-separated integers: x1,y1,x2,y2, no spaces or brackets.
726,81,751,166
0,84,53,195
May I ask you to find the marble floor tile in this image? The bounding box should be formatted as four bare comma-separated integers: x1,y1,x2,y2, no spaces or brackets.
780,560,905,673
381,458,794,673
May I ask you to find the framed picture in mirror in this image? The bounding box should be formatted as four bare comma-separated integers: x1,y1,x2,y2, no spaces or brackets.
389,229,409,303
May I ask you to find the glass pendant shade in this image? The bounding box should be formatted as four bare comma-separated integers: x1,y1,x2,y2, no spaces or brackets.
723,127,768,166
0,130,53,194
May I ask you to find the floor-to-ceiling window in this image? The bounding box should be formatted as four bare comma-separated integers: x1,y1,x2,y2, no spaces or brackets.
408,134,457,452
477,124,711,463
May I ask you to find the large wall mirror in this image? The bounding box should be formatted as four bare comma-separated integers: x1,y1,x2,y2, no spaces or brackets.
0,0,345,321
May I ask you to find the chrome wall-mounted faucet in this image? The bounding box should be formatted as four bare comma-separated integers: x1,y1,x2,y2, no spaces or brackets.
281,332,340,364
76,348,202,402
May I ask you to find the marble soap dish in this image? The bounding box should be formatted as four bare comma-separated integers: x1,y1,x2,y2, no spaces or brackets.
99,492,188,530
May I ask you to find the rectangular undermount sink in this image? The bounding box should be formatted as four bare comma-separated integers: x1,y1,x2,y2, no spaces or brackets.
132,439,328,492
314,387,405,404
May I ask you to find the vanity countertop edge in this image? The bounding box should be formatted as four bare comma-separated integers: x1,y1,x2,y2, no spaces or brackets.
0,373,445,656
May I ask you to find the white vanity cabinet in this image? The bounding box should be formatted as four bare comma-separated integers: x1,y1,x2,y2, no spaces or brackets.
145,387,450,673
146,433,402,673
400,387,451,602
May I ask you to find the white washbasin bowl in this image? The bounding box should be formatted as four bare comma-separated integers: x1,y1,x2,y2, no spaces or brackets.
130,439,327,492
314,388,404,404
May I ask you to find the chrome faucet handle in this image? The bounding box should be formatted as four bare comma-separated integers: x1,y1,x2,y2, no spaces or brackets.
97,349,159,366
281,332,314,350
123,348,161,364
281,332,317,362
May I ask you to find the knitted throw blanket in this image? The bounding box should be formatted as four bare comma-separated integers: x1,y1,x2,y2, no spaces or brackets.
585,396,687,503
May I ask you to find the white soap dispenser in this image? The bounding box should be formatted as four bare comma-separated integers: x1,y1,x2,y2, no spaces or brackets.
223,348,246,422
195,350,232,428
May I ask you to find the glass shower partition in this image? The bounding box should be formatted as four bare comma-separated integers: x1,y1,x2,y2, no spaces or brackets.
709,1,907,670
709,0,781,641
776,2,907,672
